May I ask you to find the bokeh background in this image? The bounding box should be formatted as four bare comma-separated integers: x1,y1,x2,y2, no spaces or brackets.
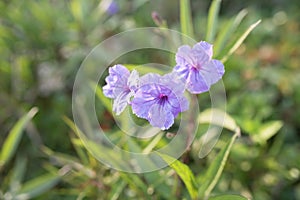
0,0,299,199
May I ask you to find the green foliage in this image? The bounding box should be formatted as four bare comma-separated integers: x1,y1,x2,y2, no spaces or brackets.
16,173,61,199
221,19,261,63
208,194,248,200
158,153,198,200
198,131,239,199
180,0,194,40
0,107,38,169
206,0,222,43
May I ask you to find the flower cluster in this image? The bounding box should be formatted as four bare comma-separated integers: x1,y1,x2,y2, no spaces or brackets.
102,41,225,130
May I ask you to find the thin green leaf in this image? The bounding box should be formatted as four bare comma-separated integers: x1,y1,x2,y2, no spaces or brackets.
158,153,198,200
180,0,194,41
108,180,127,200
198,108,240,159
70,137,89,166
214,9,248,56
124,64,166,75
0,107,38,169
209,194,248,200
9,155,27,193
70,0,83,22
41,145,95,179
198,108,238,132
252,121,283,145
16,173,60,199
63,116,131,171
221,19,261,63
142,132,164,154
206,0,222,43
119,172,149,195
198,132,239,199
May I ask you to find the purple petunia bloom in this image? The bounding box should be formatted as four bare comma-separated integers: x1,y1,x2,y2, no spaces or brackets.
131,72,189,130
103,64,139,115
174,41,225,94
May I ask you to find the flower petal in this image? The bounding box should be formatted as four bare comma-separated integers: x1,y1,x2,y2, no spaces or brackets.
174,64,190,82
200,59,225,86
192,44,210,68
148,104,174,130
113,91,132,115
103,84,115,98
162,72,186,94
131,85,157,118
186,69,209,93
140,73,160,86
175,45,194,67
193,41,213,59
127,69,139,92
103,64,130,98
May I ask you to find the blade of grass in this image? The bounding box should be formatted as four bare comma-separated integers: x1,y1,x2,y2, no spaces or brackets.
198,129,240,200
214,9,248,56
158,153,198,200
252,120,283,145
198,108,238,132
16,173,60,199
209,194,248,200
221,19,261,63
180,0,194,41
142,132,164,154
108,180,127,200
63,116,132,171
9,155,27,193
41,145,96,179
0,107,38,169
206,0,222,43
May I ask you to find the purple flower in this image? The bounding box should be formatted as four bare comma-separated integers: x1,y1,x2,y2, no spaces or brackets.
103,64,139,115
174,41,225,94
131,72,189,130
106,1,119,15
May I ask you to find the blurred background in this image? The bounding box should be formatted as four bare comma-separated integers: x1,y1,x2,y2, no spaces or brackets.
0,0,299,199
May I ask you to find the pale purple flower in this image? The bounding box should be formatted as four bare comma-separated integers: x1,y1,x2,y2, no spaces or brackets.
174,41,225,94
103,64,139,115
106,1,119,15
131,72,189,130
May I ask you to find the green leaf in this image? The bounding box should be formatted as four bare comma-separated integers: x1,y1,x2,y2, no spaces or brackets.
0,107,38,169
16,173,60,199
198,108,239,132
158,153,198,200
63,116,131,171
214,9,248,56
108,180,127,200
206,0,222,43
119,172,149,195
209,194,248,200
198,132,239,199
198,108,240,158
221,19,261,63
9,155,27,192
124,64,167,75
180,0,194,41
252,121,283,145
41,145,95,178
70,137,90,166
70,0,83,22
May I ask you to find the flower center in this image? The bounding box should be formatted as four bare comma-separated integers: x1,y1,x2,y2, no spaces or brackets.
158,93,168,104
192,64,201,71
